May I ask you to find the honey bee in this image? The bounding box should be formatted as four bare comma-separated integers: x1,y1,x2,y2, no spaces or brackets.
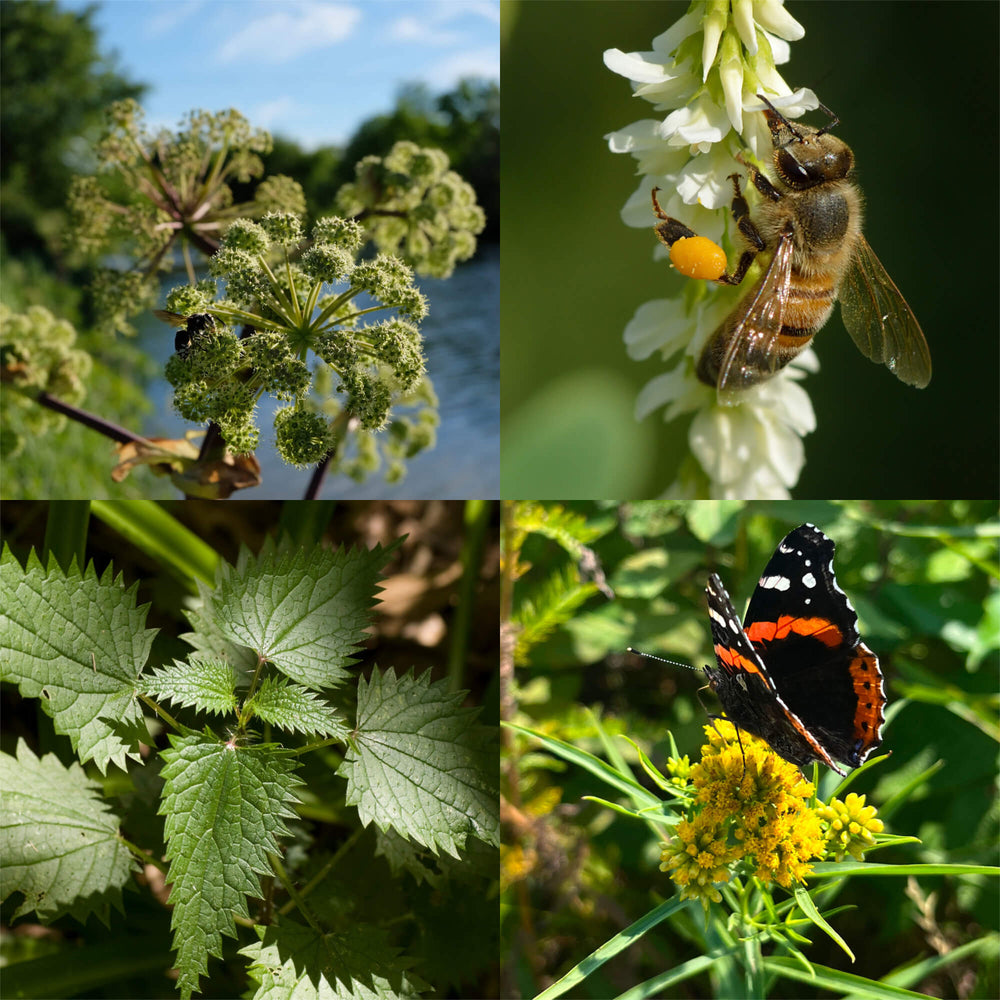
652,94,931,403
153,310,216,355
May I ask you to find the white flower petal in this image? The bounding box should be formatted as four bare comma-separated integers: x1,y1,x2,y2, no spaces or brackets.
635,369,684,421
624,299,689,361
605,119,661,154
755,0,805,41
651,11,703,59
732,0,758,55
603,48,670,84
657,98,731,147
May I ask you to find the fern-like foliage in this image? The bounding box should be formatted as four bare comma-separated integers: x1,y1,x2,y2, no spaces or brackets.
512,562,598,664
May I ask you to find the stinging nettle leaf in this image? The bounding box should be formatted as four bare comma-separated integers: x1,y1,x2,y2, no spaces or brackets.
0,739,138,926
197,537,398,691
0,545,154,773
158,732,303,1000
142,657,238,716
338,668,500,858
240,918,425,1000
244,674,350,739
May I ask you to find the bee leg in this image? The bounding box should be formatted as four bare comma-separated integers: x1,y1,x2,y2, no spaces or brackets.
706,173,764,286
650,187,698,245
742,163,782,203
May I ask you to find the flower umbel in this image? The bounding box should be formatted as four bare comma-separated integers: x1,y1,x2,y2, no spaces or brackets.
605,2,820,498
0,304,92,458
164,213,437,478
65,101,305,334
336,140,486,279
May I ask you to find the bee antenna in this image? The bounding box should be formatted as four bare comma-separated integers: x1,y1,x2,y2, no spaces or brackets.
756,92,804,141
814,100,840,136
627,647,700,672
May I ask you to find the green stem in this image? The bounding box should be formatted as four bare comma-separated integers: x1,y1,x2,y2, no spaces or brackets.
448,500,491,692
138,692,182,733
270,851,323,932
279,826,365,916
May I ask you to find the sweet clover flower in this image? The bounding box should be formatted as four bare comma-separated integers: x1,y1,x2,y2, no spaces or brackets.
605,1,822,498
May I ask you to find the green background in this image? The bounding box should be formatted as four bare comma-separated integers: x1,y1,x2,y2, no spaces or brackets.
500,1,999,499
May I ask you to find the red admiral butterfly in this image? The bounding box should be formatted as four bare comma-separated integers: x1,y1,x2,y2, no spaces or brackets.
705,523,885,775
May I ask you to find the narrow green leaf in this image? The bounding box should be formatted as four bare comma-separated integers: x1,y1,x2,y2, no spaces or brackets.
91,500,219,586
159,732,303,1000
504,722,661,809
200,538,397,690
240,919,424,999
339,668,499,857
0,545,153,773
762,955,937,999
532,898,694,1000
244,675,350,738
809,861,1000,878
793,886,855,962
0,739,137,925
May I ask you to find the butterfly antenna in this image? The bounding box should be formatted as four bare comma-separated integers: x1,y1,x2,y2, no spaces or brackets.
626,647,700,672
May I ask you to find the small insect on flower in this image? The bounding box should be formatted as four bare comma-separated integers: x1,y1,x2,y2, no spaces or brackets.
153,310,216,356
651,95,931,404
652,188,727,281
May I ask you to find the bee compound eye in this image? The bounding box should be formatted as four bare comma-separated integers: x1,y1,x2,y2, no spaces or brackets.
669,236,727,281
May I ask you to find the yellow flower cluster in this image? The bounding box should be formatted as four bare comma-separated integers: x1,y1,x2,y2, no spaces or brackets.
659,721,827,910
817,792,885,862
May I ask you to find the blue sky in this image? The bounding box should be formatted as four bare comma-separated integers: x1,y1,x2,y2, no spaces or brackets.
64,0,499,149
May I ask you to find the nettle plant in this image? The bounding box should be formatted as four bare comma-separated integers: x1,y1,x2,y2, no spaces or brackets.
0,539,499,999
3,101,484,497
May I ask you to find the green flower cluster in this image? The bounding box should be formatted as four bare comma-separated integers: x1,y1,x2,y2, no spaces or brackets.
337,140,486,278
0,304,92,458
65,100,305,334
164,211,436,475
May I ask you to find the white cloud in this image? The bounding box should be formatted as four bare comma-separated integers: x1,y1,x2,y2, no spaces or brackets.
216,2,362,64
145,0,206,37
388,1,499,44
251,96,299,132
389,16,461,45
422,45,499,88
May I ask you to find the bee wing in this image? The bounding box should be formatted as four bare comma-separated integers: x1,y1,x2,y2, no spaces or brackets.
715,231,795,403
153,309,187,328
839,236,931,388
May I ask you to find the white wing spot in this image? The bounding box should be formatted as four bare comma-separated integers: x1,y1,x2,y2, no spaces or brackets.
802,572,817,589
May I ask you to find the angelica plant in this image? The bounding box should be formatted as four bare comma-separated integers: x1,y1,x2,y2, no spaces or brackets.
337,139,486,279
0,304,92,457
163,211,437,476
66,100,306,335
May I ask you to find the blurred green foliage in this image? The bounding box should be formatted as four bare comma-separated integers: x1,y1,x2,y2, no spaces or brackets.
502,499,999,998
